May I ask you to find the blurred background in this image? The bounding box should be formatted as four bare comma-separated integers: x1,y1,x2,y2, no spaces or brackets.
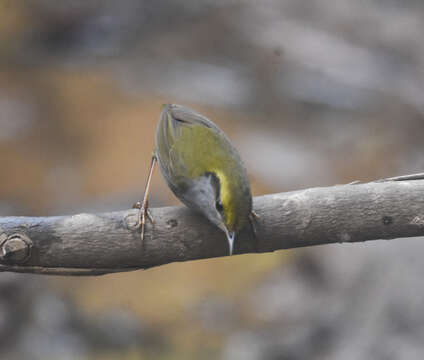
1,0,424,359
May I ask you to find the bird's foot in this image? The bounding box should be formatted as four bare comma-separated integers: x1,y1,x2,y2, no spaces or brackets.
249,210,260,237
133,200,155,242
248,210,260,251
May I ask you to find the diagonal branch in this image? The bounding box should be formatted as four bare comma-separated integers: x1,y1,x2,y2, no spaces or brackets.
1,176,424,275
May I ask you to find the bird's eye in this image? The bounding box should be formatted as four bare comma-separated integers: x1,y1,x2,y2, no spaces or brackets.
215,199,224,212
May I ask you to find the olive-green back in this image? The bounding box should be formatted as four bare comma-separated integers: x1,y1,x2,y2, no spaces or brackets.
155,106,252,232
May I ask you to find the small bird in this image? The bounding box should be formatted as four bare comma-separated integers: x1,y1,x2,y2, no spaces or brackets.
135,104,255,255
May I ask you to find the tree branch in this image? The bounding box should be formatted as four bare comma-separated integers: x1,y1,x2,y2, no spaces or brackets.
1,176,424,275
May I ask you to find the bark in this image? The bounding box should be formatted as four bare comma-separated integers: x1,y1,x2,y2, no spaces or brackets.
0,175,424,275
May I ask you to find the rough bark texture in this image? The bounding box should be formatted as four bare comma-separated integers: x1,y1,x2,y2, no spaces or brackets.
1,178,424,275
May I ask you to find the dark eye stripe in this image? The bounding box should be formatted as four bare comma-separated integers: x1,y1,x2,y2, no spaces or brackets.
215,199,224,212
203,171,223,212
204,171,221,198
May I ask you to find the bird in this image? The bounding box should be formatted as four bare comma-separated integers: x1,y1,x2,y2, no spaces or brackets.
134,104,255,255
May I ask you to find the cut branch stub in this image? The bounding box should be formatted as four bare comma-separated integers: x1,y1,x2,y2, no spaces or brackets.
0,233,32,264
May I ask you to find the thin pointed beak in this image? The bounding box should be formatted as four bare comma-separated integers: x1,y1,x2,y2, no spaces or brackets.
224,229,236,256
218,223,236,255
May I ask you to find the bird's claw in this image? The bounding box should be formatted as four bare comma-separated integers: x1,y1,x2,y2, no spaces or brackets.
249,210,260,251
133,201,154,242
249,210,260,237
250,210,260,220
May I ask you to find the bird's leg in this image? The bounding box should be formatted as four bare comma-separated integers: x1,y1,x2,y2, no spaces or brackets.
249,210,260,251
133,154,157,242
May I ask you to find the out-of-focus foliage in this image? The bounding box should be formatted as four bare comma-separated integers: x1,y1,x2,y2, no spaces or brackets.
1,0,424,358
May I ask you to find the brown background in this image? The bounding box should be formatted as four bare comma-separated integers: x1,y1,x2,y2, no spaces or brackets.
1,1,424,359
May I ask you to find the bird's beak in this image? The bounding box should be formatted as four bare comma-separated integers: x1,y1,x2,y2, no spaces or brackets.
218,223,236,255
224,228,236,256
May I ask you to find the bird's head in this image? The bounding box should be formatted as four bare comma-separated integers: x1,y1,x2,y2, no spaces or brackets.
186,171,251,255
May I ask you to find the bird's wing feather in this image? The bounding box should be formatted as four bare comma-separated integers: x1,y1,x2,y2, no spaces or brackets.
169,105,221,132
156,104,217,188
